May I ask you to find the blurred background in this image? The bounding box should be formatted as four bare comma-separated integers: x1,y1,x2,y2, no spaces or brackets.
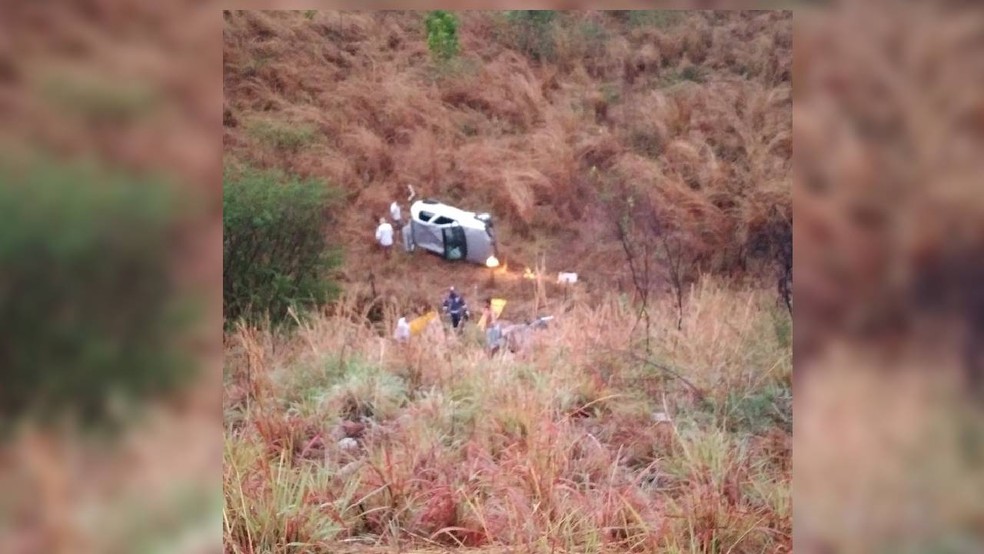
0,1,222,553
0,0,981,553
794,2,984,552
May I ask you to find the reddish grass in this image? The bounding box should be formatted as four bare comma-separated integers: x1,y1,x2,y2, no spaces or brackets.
223,279,792,552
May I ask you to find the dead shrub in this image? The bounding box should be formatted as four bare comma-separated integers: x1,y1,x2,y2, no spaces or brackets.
340,126,392,184
575,129,623,170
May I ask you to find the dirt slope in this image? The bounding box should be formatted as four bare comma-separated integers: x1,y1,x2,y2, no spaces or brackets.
222,10,791,314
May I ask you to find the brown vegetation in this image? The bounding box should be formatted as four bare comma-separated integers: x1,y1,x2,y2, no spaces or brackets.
224,280,792,552
223,10,792,303
223,10,792,553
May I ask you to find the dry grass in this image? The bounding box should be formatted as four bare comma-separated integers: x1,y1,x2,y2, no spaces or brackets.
793,4,984,365
223,10,791,286
791,4,984,551
795,346,984,552
1,387,221,554
223,278,791,553
222,9,792,553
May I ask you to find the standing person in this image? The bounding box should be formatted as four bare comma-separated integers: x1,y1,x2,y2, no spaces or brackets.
482,298,503,356
480,298,497,328
442,286,468,330
389,200,402,242
390,200,402,226
375,217,393,257
486,322,503,357
394,316,410,343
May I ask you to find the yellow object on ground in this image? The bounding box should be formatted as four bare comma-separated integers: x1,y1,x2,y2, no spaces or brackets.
478,298,507,329
409,311,438,336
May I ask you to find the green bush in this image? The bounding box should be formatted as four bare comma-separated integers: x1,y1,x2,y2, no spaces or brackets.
727,384,792,435
223,167,341,326
425,11,459,62
0,156,194,430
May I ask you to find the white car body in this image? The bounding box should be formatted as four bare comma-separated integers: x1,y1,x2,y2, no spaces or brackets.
402,199,498,265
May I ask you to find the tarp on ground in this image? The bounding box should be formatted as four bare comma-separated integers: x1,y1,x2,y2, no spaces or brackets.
409,310,438,336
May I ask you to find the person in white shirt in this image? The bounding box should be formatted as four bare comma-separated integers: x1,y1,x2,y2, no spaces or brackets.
394,316,410,343
375,217,394,256
389,201,402,243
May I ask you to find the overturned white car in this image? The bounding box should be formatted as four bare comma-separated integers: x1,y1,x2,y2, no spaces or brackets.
402,199,499,267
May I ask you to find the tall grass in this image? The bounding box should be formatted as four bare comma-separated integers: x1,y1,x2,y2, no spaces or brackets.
223,279,791,552
245,119,317,153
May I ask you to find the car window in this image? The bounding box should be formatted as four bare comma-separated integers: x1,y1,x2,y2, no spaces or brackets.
433,216,455,226
418,210,435,222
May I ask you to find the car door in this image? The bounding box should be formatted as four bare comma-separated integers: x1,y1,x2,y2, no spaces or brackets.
442,224,467,261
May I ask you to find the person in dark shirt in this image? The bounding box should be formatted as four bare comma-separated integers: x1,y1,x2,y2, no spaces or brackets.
442,286,468,330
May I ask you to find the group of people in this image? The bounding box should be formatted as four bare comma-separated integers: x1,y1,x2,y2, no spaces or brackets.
376,185,417,256
383,186,504,352
394,286,504,353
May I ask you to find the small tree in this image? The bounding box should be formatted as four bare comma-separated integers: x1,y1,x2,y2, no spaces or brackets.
425,11,459,62
606,185,699,351
745,207,792,315
223,167,341,326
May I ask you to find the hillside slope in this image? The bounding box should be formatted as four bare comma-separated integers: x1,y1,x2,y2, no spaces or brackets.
222,11,793,553
222,10,791,312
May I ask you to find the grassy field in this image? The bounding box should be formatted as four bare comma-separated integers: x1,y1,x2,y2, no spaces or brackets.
223,9,792,553
223,279,791,552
